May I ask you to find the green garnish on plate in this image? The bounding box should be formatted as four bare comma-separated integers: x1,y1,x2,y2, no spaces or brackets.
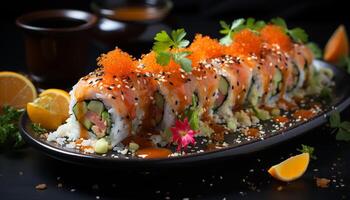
32,123,47,135
329,111,350,141
0,106,25,149
297,144,316,160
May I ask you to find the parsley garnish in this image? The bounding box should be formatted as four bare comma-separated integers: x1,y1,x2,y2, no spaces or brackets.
329,111,350,141
338,56,350,74
152,29,192,72
270,17,308,43
245,18,266,32
219,18,266,46
297,144,316,159
219,18,245,46
0,106,25,149
307,42,323,59
32,123,47,135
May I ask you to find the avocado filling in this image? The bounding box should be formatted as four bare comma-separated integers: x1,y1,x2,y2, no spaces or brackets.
271,68,283,97
287,62,300,92
246,76,261,107
73,100,111,138
213,76,229,111
154,91,165,126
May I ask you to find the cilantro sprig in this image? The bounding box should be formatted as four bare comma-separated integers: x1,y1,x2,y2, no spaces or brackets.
0,106,25,149
219,18,245,46
329,111,350,141
270,17,308,43
219,18,266,46
297,144,316,159
152,29,193,72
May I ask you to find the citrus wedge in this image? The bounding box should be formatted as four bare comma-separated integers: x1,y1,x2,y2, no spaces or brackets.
268,153,310,182
0,71,37,109
324,25,349,63
27,89,70,130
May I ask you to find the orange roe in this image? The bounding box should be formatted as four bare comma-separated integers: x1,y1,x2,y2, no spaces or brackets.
260,25,293,51
98,48,137,77
187,34,224,66
141,51,181,73
224,29,263,57
141,51,185,87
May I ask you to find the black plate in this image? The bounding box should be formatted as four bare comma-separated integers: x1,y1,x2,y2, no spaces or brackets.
20,60,350,168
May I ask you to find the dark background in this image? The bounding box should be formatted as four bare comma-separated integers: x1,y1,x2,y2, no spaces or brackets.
1,0,349,69
1,0,350,199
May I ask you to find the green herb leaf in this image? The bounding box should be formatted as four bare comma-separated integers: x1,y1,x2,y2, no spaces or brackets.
219,18,245,46
340,121,350,132
297,144,317,159
152,29,192,72
329,111,350,142
307,42,323,59
178,57,193,72
156,51,171,66
32,123,47,135
270,17,308,43
0,106,25,149
153,31,172,52
184,95,200,130
289,28,308,43
271,17,287,29
219,18,266,45
219,20,231,34
329,111,341,128
219,34,233,46
336,128,350,141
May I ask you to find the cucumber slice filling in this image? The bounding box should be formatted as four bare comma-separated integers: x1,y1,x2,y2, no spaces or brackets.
213,76,229,111
73,100,111,138
154,91,165,126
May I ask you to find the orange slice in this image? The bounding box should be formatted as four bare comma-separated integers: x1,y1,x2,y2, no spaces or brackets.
0,71,37,109
324,25,349,63
268,153,310,182
27,89,70,130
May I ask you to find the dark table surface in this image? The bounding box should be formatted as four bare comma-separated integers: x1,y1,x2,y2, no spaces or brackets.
1,7,350,200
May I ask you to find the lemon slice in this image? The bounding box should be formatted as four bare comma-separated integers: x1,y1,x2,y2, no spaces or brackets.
268,153,310,182
0,71,37,109
27,89,70,130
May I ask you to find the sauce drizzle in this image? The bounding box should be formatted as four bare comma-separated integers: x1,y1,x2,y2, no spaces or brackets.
135,148,172,159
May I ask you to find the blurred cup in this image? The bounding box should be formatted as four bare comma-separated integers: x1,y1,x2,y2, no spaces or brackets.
16,9,97,89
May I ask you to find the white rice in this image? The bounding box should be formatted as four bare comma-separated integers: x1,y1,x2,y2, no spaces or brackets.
47,82,131,148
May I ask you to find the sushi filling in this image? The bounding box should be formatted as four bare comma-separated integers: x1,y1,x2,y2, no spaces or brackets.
153,91,165,126
73,100,111,138
213,76,229,111
271,68,283,97
246,76,262,107
287,62,300,92
182,94,200,130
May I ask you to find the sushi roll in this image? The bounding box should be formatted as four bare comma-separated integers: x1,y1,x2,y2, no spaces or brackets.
47,20,326,153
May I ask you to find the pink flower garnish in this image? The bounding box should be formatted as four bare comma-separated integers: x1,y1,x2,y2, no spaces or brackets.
170,118,197,151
